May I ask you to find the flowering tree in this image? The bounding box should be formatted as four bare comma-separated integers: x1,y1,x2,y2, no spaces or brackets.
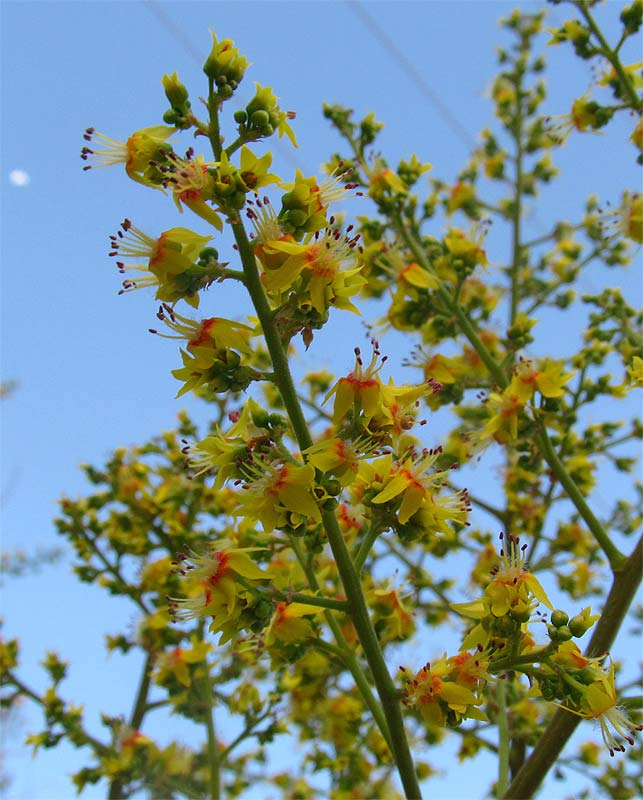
2,3,642,798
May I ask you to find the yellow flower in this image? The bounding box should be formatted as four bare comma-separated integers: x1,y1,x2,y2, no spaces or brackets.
153,639,211,688
324,347,386,424
367,583,415,644
446,182,476,215
599,61,643,91
510,358,574,403
626,355,643,387
246,83,298,146
444,222,490,268
368,165,407,200
305,435,377,486
238,146,280,191
557,655,643,756
168,544,272,634
453,534,552,649
630,115,643,153
380,247,440,290
618,192,643,244
264,602,319,647
480,389,524,443
257,224,365,314
371,448,465,526
188,397,270,485
163,153,223,230
486,532,552,616
203,30,249,86
109,220,213,307
81,125,174,185
151,305,254,396
401,655,484,727
238,459,320,532
278,168,355,239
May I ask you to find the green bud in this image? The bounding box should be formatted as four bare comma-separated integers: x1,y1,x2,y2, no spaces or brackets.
162,72,189,108
509,606,531,624
569,614,592,638
556,625,573,642
492,616,517,637
267,413,287,429
203,31,249,87
621,1,643,35
540,681,556,701
547,624,559,641
250,110,270,128
578,666,596,684
225,350,241,369
251,408,271,428
551,609,569,627
163,109,179,125
234,109,248,124
198,246,219,264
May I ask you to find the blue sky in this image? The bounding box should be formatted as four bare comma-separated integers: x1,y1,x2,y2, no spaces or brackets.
1,1,641,798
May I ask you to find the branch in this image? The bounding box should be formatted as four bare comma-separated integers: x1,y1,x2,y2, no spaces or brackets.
504,533,643,799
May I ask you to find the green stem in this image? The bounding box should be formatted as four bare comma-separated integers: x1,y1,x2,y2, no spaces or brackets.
496,678,510,798
130,652,154,730
504,533,643,799
231,221,312,449
575,2,641,109
220,708,274,759
207,78,223,161
490,643,557,673
534,422,625,569
225,135,247,157
297,391,334,422
231,219,421,799
395,213,627,570
288,538,393,753
6,671,109,756
353,524,382,573
272,584,349,612
81,531,150,615
523,249,599,317
108,651,155,800
202,661,221,800
509,75,524,329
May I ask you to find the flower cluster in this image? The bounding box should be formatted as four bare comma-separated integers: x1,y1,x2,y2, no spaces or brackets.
109,220,216,307
150,304,256,396
168,544,273,642
537,643,643,757
400,651,489,728
453,533,553,651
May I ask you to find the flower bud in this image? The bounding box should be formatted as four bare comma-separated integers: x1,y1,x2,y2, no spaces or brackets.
203,31,248,89
569,608,597,638
162,72,189,108
551,609,569,627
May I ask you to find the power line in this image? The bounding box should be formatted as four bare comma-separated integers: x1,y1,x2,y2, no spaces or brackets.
144,1,204,65
346,0,477,149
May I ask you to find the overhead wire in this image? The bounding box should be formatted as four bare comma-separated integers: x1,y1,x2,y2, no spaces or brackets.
346,0,477,149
